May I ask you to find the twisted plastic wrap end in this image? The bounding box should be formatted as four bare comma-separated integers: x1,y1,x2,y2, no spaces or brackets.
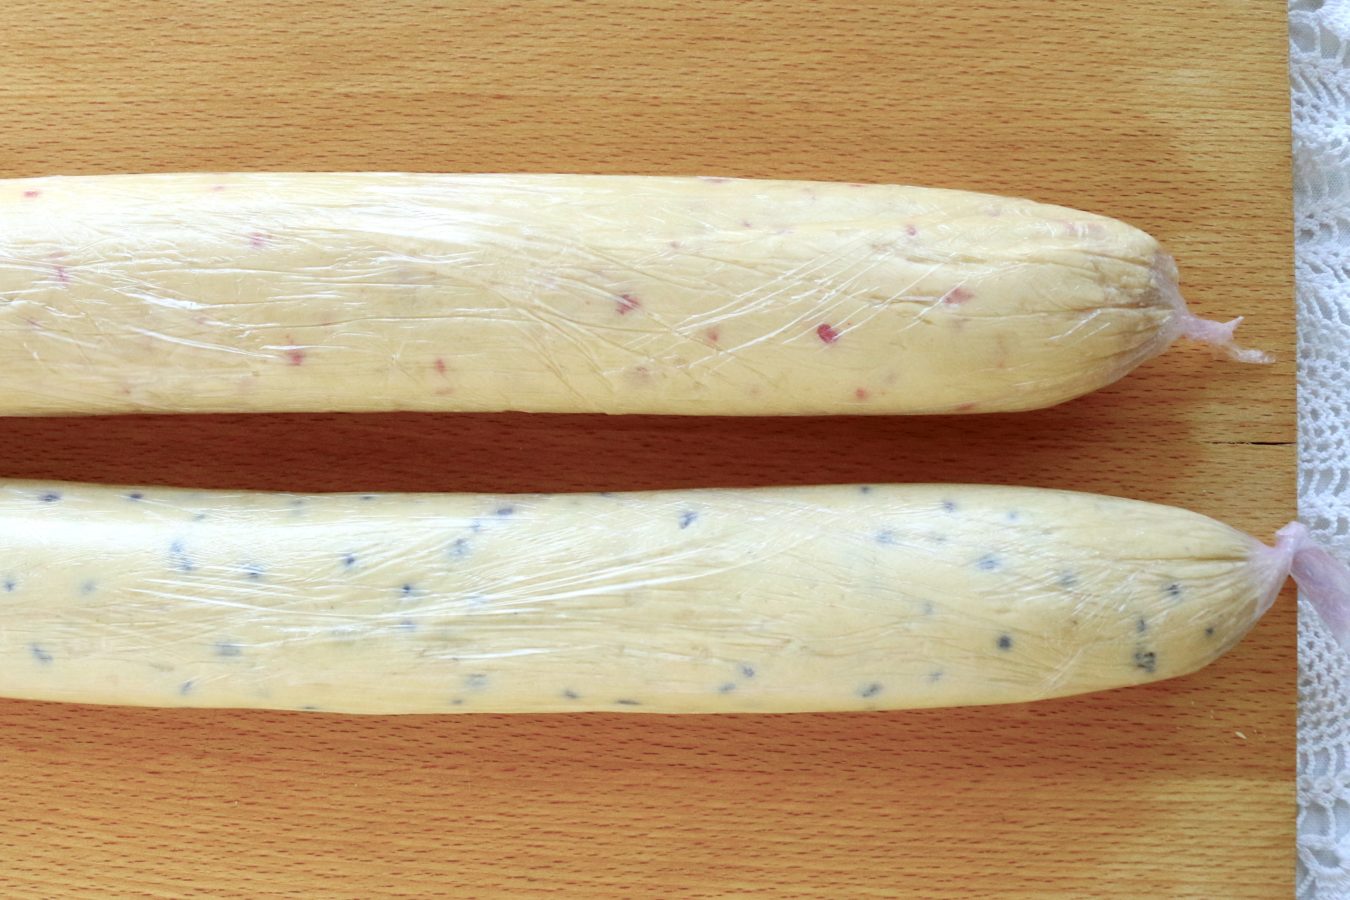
1258,522,1350,653
1154,252,1275,364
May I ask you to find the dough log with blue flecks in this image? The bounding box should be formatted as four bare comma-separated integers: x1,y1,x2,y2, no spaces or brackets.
0,481,1294,714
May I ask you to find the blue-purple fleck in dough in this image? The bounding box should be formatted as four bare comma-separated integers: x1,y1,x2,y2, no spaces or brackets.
563,689,581,700
30,643,52,664
79,580,97,595
976,553,1002,571
179,680,195,695
168,539,195,573
718,682,737,693
38,491,61,503
858,682,883,698
997,634,1013,651
214,641,243,657
614,699,641,706
679,510,698,529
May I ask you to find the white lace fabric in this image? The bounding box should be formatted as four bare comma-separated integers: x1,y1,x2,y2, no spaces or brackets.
1294,1,1350,896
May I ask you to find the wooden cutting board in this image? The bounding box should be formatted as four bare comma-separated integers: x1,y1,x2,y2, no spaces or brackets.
0,1,1294,896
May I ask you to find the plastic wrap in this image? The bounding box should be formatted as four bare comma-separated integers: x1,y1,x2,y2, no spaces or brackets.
0,173,1267,416
0,480,1302,715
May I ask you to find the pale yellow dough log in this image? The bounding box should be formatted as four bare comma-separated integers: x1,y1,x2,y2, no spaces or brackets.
0,173,1253,416
0,481,1285,714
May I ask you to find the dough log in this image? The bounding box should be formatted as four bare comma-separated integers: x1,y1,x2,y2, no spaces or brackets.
0,174,1266,416
0,481,1293,714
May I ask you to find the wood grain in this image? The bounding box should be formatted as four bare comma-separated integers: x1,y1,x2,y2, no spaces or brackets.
0,1,1293,897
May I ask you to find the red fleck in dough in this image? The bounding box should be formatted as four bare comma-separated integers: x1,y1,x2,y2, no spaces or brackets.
433,358,447,375
854,388,870,400
704,327,721,345
22,190,40,199
284,349,306,366
616,293,640,315
816,323,841,344
942,287,974,305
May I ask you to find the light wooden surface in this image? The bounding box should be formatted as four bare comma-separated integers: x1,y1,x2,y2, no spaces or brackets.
0,1,1294,897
